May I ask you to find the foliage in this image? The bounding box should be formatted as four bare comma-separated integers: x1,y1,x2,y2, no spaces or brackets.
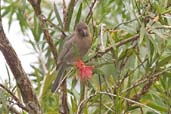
1,0,171,113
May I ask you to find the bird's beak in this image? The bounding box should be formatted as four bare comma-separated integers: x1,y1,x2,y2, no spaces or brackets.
81,29,88,37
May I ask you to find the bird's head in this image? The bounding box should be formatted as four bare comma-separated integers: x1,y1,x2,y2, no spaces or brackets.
76,22,89,37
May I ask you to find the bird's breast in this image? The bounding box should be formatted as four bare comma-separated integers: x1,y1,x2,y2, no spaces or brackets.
75,36,92,57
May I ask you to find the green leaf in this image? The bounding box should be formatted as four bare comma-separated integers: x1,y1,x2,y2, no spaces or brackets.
74,3,82,29
71,96,77,113
54,3,63,28
39,71,56,101
65,0,75,30
139,23,145,45
5,64,11,84
32,15,41,42
16,10,28,33
148,103,167,113
8,8,15,30
0,90,8,113
71,77,78,89
158,55,171,67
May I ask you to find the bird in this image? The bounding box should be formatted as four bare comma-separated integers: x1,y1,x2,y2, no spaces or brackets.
51,22,92,92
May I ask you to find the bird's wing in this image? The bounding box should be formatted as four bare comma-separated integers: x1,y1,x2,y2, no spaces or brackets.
57,33,75,65
52,34,75,92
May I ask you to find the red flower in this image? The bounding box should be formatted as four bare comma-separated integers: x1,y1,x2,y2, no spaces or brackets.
75,59,85,68
75,59,94,80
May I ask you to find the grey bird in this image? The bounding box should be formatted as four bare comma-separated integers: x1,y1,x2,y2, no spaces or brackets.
51,22,92,92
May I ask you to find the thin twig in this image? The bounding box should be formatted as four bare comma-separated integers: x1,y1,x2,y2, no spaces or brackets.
122,67,171,93
0,84,28,112
53,68,73,93
63,0,67,27
114,18,139,29
77,94,96,114
28,0,58,66
85,0,97,23
154,25,171,29
38,15,58,65
77,91,161,114
27,0,41,15
93,34,139,59
98,75,102,114
104,104,115,114
77,81,85,114
97,92,161,114
113,57,147,93
129,67,171,105
46,19,66,37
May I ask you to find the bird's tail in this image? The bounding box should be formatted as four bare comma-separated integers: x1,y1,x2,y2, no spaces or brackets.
51,65,65,92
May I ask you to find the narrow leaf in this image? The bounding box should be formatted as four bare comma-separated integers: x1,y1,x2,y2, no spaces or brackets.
54,3,63,28
139,23,145,45
65,0,75,30
74,3,82,29
158,55,171,67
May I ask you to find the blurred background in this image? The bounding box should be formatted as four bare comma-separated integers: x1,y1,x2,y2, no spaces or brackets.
1,0,171,114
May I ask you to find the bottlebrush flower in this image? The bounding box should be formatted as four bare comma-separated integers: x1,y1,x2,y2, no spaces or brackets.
75,59,94,80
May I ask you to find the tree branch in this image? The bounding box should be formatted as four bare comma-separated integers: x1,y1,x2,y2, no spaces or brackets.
38,15,58,66
85,0,98,23
0,16,42,114
93,34,140,59
128,67,171,105
27,0,58,65
122,67,171,93
27,0,41,15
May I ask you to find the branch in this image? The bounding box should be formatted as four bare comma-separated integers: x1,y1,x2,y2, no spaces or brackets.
85,0,98,23
122,67,171,93
27,0,41,15
38,15,58,65
0,84,28,112
153,25,171,29
27,0,58,65
77,91,160,114
128,67,171,105
64,0,75,30
97,92,160,114
93,34,139,59
114,18,139,29
77,93,96,114
0,21,42,114
46,19,66,37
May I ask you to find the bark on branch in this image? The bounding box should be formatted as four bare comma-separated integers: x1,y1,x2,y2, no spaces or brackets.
0,19,42,114
27,0,58,66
